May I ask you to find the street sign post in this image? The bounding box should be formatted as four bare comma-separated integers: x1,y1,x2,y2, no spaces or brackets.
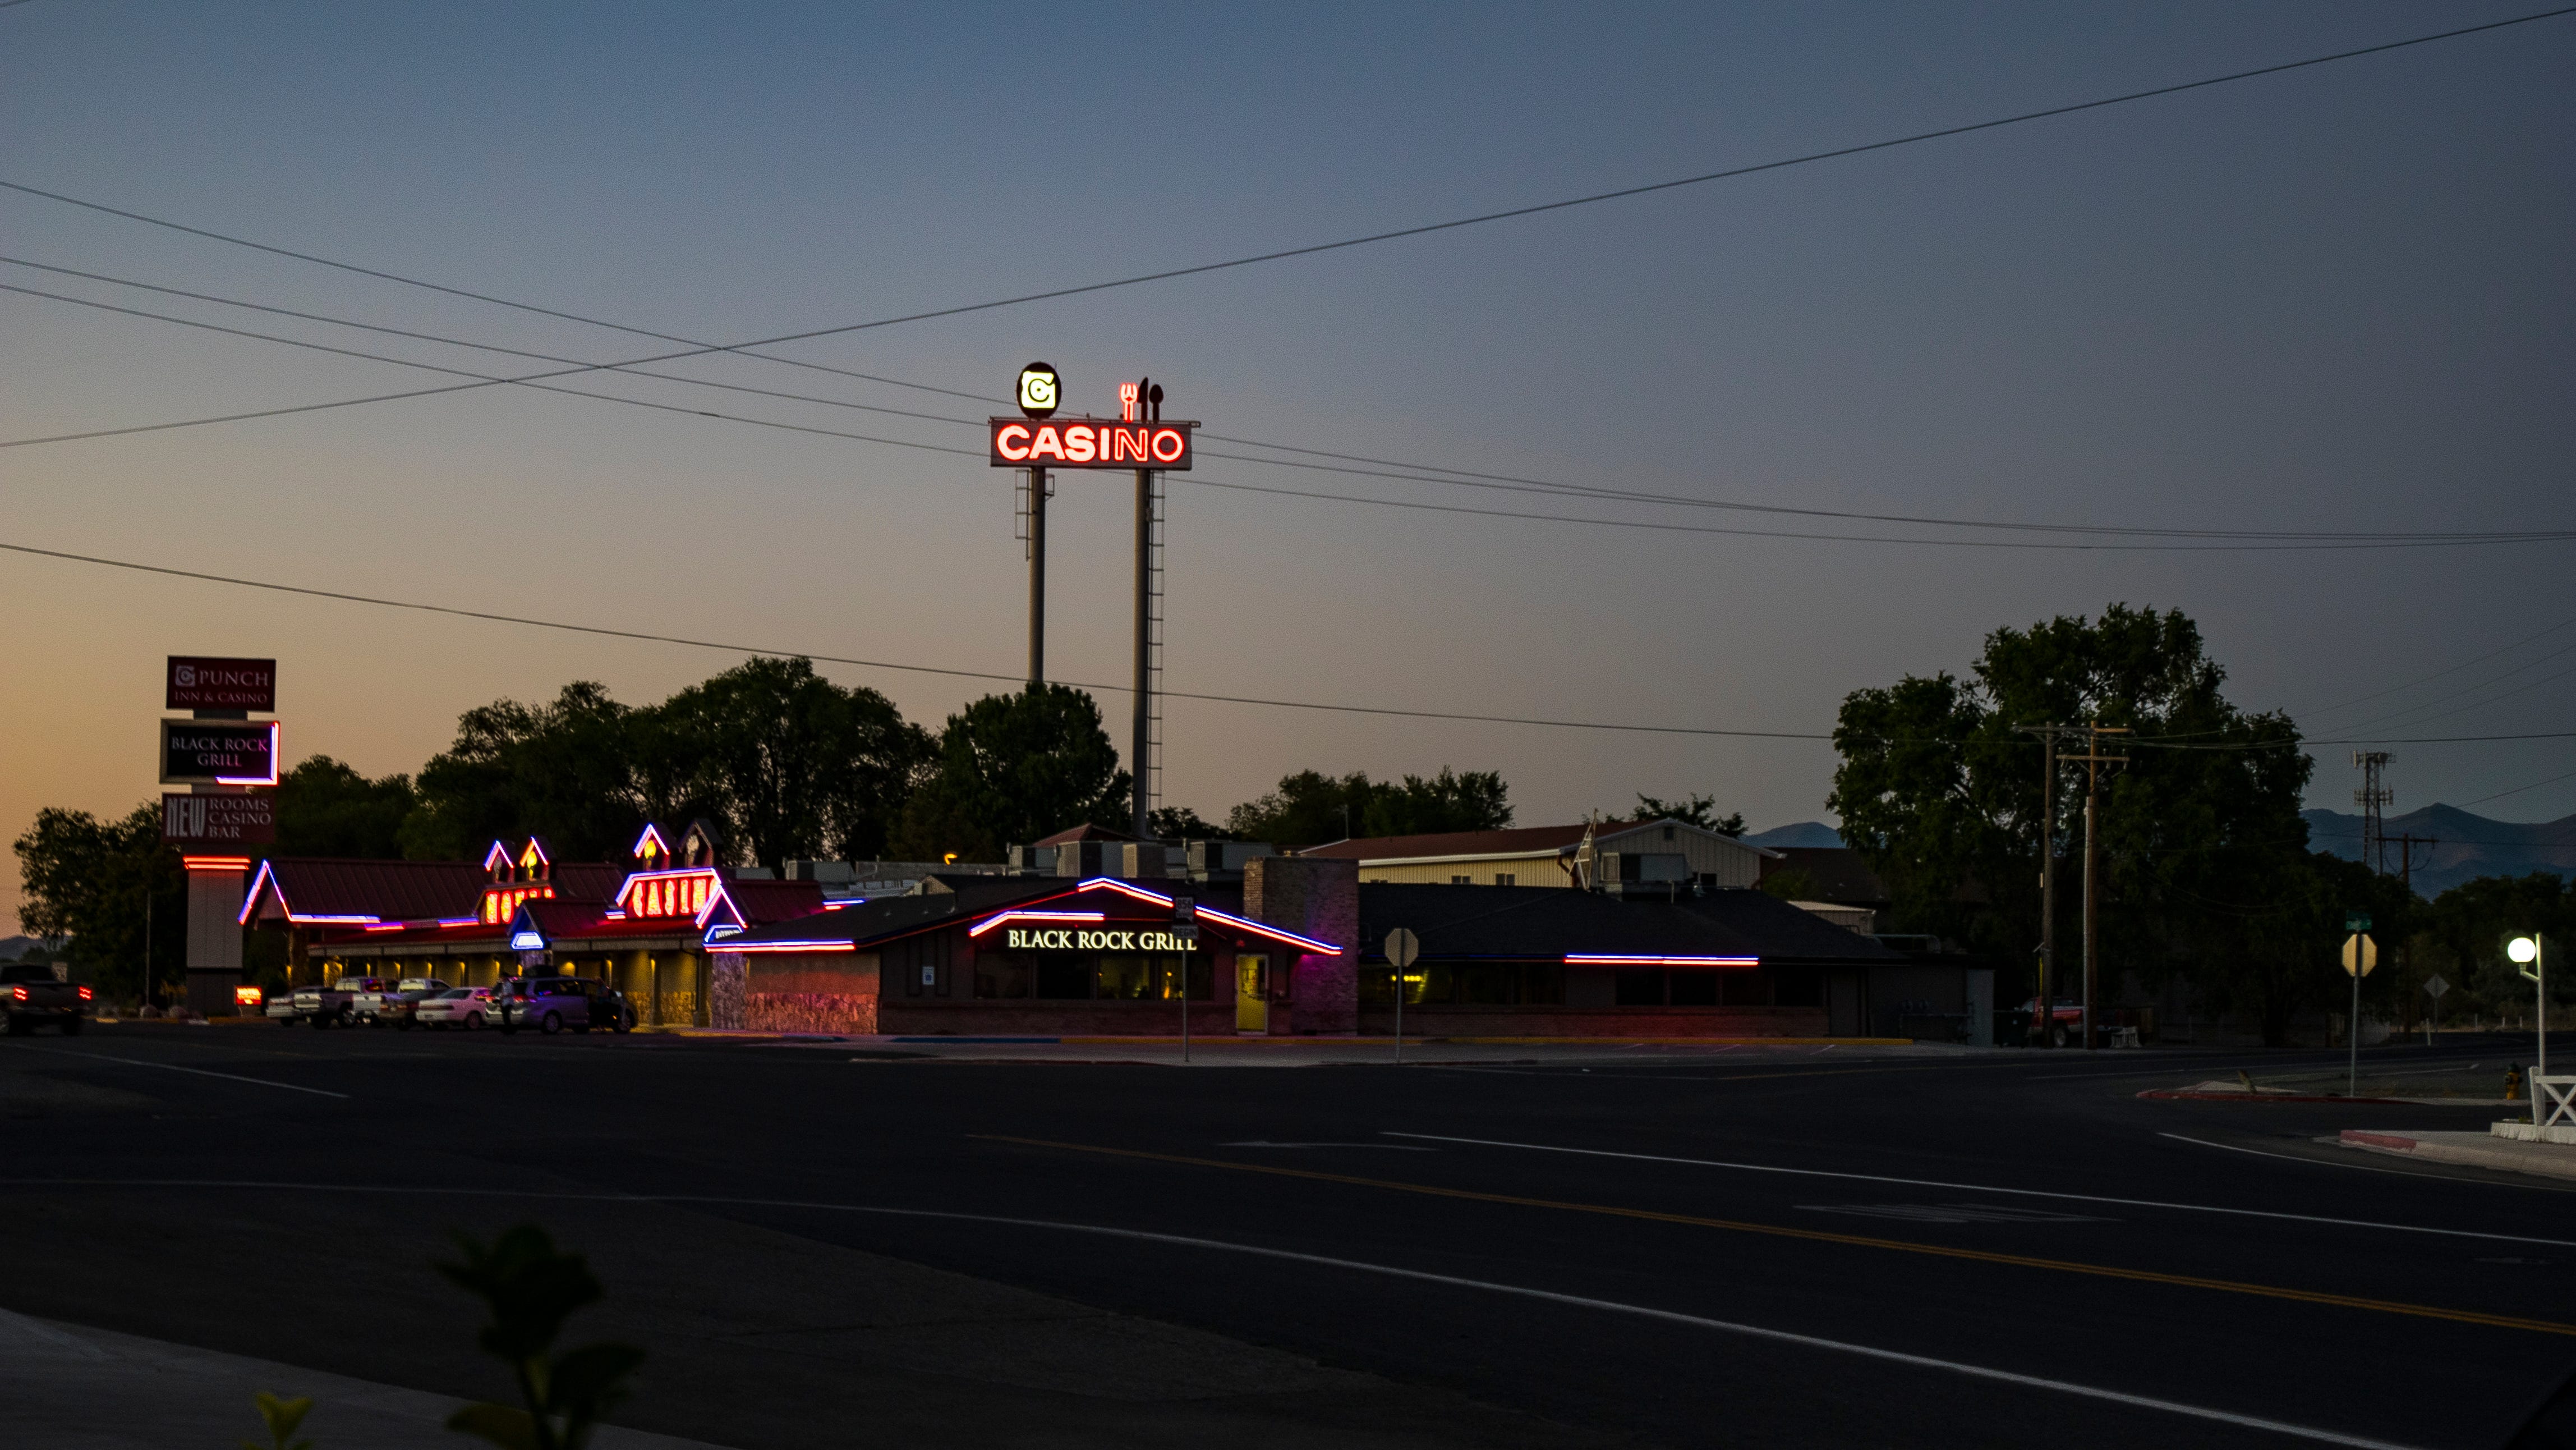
1174,894,1196,1062
2425,972,2450,1044
2344,929,2378,1097
1386,927,1420,1065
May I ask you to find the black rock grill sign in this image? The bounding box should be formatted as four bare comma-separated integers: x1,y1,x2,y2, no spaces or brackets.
160,720,279,785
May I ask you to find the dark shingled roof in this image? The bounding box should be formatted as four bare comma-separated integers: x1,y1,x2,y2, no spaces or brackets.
1353,884,1902,963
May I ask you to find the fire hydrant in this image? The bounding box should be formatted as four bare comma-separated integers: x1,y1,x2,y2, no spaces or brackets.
2505,1064,2524,1101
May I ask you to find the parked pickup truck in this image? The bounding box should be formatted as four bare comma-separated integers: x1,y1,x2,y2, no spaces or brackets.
3,963,91,1035
352,978,449,1027
289,976,385,1027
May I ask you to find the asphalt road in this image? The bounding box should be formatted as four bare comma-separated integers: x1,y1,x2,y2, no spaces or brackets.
3,1024,2570,1450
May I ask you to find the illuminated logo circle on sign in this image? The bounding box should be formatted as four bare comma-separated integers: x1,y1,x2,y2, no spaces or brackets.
1016,362,1060,420
175,664,197,686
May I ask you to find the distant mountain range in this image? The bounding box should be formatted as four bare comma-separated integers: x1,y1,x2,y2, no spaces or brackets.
2302,804,2576,897
1744,822,1845,850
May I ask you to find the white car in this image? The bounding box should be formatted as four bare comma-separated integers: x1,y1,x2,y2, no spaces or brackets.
415,985,495,1030
353,977,449,1027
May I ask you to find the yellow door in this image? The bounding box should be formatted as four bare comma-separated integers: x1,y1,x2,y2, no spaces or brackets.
1235,955,1268,1034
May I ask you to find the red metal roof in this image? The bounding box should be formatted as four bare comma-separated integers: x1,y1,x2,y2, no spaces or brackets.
246,859,486,924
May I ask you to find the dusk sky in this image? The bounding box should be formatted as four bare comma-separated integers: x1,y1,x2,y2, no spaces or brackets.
5,1,2571,918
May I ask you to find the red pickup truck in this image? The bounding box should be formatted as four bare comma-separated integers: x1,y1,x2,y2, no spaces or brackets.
2022,997,2086,1048
3,963,92,1035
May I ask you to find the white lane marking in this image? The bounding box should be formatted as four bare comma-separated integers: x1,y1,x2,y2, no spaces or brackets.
14,1047,349,1099
1802,1203,2113,1225
1386,1132,2576,1247
1220,1141,1438,1150
2157,1132,2576,1192
0,1176,2430,1450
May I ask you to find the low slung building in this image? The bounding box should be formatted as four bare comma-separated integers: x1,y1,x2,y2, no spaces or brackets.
1299,818,1774,889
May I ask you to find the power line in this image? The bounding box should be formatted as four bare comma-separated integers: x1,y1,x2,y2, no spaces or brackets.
20,226,2569,543
25,243,2570,547
12,278,2575,554
0,541,1831,740
2454,769,2576,811
6,7,2572,452
2298,609,2576,721
8,538,2576,751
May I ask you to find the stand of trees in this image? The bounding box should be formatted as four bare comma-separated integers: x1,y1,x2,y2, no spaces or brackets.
1222,767,1512,847
1830,604,2354,1045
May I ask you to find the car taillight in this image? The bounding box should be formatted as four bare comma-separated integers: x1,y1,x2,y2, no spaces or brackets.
9,986,23,1001
77,986,93,1001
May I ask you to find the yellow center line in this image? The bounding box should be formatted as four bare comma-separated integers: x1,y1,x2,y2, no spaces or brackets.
972,1134,2576,1339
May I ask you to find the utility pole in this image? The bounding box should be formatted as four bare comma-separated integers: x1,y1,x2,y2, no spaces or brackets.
2072,723,2130,1051
2393,833,2435,1031
2353,751,2393,874
2012,727,2061,1047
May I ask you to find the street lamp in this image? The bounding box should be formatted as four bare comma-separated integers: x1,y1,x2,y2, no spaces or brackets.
2509,934,2545,1079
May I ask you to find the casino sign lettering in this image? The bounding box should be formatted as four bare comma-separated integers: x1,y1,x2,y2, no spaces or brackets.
1005,927,1199,952
989,418,1193,470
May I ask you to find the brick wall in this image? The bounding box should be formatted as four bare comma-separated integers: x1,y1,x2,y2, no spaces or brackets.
1245,856,1359,1036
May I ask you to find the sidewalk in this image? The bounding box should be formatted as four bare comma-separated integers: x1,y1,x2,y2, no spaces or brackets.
2333,1128,2576,1183
0,1308,731,1449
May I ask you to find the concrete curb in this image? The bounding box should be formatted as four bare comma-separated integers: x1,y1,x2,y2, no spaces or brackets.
2334,1128,2576,1182
2141,1089,2413,1104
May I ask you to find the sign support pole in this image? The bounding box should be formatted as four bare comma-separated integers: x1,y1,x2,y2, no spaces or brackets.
1027,465,1047,687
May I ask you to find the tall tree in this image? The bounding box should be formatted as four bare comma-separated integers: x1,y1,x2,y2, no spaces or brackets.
11,802,183,1002
1628,793,1745,837
893,685,1130,862
653,657,930,869
402,682,653,861
1226,770,1381,847
1829,605,2313,1030
1361,768,1514,836
274,755,416,858
1227,767,1514,845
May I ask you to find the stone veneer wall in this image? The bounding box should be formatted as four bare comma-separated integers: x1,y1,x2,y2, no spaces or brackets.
1244,856,1359,1035
740,951,877,1035
707,952,746,1030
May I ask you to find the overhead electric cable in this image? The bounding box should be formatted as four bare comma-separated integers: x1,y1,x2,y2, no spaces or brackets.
2297,609,2576,720
6,539,2574,751
6,5,2572,449
10,280,2574,554
2454,768,2576,811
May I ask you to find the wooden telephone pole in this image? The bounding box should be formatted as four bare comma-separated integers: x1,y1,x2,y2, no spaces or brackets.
2073,723,2129,1050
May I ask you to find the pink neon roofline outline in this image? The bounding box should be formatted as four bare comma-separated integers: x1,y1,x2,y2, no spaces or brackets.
236,860,279,924
1562,954,1759,967
724,939,857,953
631,823,672,858
966,909,1108,939
482,841,514,871
293,913,381,925
1069,878,1342,953
211,721,282,786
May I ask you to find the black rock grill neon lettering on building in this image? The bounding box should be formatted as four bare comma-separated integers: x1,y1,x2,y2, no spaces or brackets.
1005,928,1196,953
